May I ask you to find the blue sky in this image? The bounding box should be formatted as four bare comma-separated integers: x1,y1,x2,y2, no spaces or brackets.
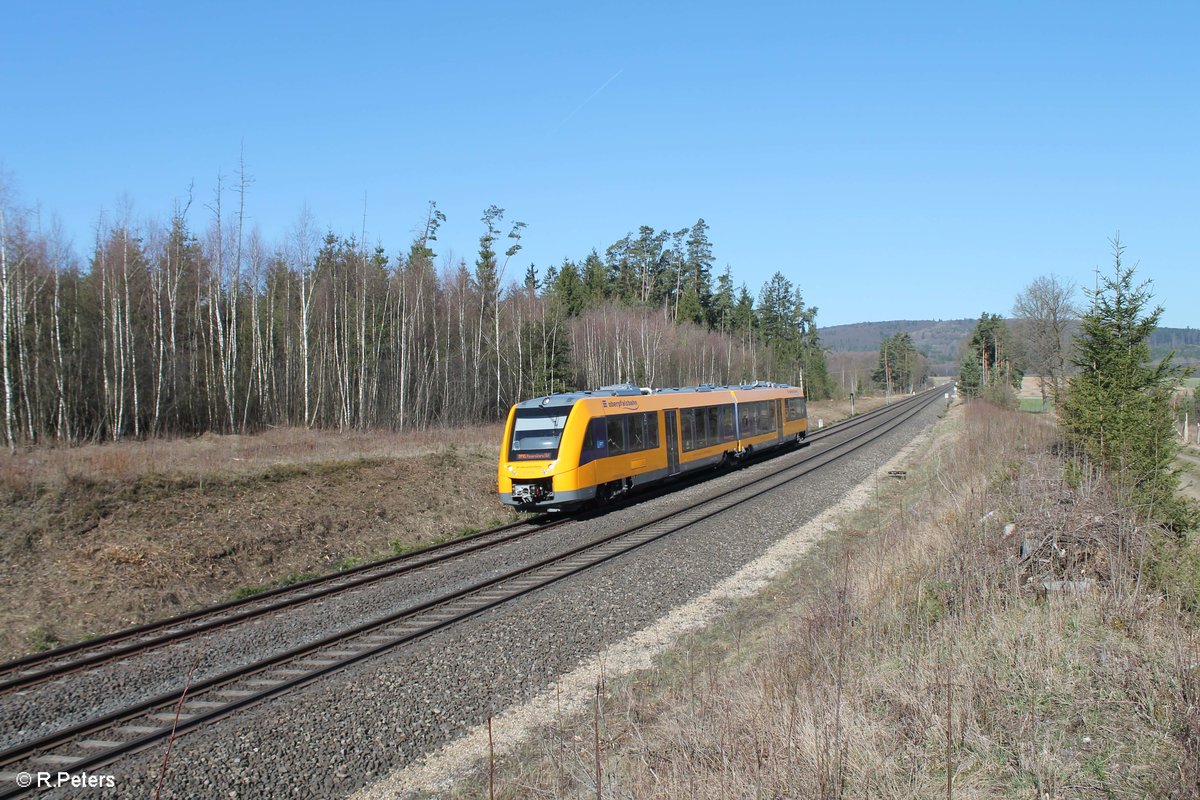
2,1,1196,327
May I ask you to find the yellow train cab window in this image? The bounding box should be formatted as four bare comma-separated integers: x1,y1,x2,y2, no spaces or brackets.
580,418,608,465
509,405,573,460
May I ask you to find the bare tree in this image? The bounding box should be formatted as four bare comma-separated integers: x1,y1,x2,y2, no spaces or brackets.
1012,274,1078,408
0,196,14,452
291,207,318,427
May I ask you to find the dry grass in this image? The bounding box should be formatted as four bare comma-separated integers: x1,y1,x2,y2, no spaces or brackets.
0,424,513,661
455,402,1200,799
0,424,506,493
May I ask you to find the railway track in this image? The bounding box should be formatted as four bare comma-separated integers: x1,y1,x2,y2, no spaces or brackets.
0,516,570,697
0,388,941,795
0,389,916,697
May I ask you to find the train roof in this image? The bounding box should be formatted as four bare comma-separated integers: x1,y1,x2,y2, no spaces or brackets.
514,384,643,410
656,381,794,393
513,381,799,410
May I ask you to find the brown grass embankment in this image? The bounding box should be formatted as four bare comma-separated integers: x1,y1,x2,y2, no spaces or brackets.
467,401,1200,798
0,425,512,661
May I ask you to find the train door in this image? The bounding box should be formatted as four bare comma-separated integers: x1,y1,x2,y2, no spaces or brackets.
665,409,680,476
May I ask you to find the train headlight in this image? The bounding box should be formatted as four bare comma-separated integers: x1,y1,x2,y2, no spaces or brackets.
543,461,556,474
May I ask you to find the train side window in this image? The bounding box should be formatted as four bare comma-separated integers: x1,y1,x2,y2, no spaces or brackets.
740,406,753,437
706,406,720,447
786,398,806,421
681,409,694,451
720,405,734,441
629,413,645,451
607,415,627,455
759,401,775,433
647,412,659,448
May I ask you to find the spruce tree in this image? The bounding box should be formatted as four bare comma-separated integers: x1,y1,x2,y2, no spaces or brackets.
712,266,735,334
1060,238,1189,522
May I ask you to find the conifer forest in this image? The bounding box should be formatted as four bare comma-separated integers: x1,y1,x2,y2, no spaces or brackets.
0,183,832,447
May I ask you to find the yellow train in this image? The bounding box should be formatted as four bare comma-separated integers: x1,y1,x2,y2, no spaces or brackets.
498,382,808,511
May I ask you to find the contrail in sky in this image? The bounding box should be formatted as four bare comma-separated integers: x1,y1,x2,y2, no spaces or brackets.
551,69,624,134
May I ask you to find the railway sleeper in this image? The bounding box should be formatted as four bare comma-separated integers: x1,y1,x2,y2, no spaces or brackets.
112,725,165,736
184,700,226,710
76,740,124,750
31,755,80,766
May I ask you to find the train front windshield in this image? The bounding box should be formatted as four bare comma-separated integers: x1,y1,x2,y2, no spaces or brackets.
508,406,573,461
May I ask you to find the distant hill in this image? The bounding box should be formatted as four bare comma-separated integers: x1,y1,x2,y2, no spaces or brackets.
820,319,1200,374
819,319,976,375
1150,327,1200,364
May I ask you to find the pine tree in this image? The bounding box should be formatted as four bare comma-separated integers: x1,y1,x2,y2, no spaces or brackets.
683,218,714,325
712,266,735,333
731,284,756,338
873,332,922,393
957,312,1022,404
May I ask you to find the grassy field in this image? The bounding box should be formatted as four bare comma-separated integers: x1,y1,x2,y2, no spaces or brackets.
1184,377,1200,389
1019,397,1053,412
441,401,1200,798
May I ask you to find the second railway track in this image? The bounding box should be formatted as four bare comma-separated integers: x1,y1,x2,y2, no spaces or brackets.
0,389,943,796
